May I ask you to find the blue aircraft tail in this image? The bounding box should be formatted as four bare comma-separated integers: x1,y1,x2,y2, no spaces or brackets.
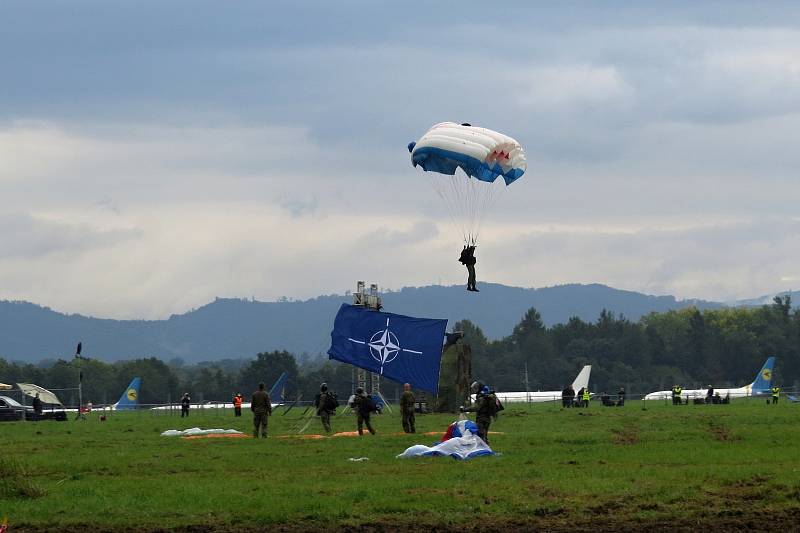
115,377,141,410
268,372,288,404
750,357,775,393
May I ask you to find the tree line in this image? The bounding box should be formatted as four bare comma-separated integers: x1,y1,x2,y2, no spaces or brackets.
1,297,797,405
465,296,798,394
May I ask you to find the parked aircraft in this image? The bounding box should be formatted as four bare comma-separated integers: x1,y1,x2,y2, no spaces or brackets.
644,357,775,401
492,365,592,403
113,377,141,410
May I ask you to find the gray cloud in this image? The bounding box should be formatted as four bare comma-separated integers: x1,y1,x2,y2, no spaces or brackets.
0,212,141,260
1,2,799,317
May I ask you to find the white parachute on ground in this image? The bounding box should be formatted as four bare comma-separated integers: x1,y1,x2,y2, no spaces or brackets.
160,428,243,437
408,122,527,245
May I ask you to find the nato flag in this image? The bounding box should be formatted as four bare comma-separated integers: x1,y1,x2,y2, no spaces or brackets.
328,304,448,393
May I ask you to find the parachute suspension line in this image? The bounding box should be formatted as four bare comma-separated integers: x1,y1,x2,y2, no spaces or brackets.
470,177,506,245
427,171,508,247
429,174,468,244
447,171,471,243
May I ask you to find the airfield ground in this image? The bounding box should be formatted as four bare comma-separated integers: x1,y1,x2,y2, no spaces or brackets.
1,400,798,532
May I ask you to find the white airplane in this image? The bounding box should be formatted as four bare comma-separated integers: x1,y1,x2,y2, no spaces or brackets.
644,357,775,401
492,365,592,404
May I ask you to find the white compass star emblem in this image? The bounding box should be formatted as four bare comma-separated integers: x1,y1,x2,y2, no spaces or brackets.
348,317,424,374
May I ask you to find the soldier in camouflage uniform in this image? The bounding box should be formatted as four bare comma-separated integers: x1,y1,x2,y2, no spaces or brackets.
315,383,334,433
352,387,376,436
250,382,272,438
400,383,416,433
461,381,496,445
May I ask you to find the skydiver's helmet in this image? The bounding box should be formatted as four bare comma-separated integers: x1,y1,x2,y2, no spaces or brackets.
320,383,328,392
471,381,483,394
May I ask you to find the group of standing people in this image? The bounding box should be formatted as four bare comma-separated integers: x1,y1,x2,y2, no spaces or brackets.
178,380,499,441
312,382,418,436
561,385,592,408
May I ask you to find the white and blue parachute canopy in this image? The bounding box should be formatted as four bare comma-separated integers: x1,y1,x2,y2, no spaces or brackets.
409,122,526,185
397,419,495,460
407,122,527,244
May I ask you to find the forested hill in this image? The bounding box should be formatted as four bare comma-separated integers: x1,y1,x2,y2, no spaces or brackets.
0,283,790,363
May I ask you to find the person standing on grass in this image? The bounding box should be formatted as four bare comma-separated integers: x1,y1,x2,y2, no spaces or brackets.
771,385,780,404
581,387,591,408
180,393,191,418
352,387,376,436
315,383,336,433
562,385,574,408
32,393,43,421
617,387,625,407
251,382,272,438
400,383,416,434
461,381,498,445
233,393,243,417
671,385,683,405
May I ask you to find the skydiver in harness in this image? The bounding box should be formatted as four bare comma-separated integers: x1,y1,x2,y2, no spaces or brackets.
459,243,478,292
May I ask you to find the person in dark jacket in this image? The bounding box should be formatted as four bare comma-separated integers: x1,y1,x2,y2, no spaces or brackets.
459,245,478,292
32,393,43,421
461,381,497,444
314,383,336,433
562,385,575,408
180,393,191,418
250,382,272,438
352,387,376,436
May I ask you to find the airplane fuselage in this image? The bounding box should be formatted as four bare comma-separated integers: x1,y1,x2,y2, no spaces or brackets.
644,385,769,401
494,391,576,404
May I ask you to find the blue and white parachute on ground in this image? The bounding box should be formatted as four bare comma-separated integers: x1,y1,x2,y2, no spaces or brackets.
408,122,527,244
396,419,495,460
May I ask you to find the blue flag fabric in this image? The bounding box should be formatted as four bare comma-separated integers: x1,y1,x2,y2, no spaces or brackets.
328,304,448,394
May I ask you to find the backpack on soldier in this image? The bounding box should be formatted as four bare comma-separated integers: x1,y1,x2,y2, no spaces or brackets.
324,392,339,411
362,395,377,413
488,393,503,416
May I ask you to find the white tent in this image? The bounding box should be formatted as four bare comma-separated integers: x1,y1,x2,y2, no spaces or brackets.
16,383,63,405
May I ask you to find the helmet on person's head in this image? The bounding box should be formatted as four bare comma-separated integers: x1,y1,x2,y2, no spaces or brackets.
320,383,328,392
480,386,490,395
356,387,364,395
470,381,483,393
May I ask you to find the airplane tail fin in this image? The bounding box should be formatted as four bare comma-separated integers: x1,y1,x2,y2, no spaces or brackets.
571,365,592,392
115,377,141,410
268,372,289,404
750,357,775,392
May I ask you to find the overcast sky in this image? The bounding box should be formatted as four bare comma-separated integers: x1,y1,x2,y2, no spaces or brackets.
2,1,799,319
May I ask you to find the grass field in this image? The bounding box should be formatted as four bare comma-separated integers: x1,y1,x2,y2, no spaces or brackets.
1,399,799,532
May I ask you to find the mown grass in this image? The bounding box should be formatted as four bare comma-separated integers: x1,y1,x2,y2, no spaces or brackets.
1,399,799,531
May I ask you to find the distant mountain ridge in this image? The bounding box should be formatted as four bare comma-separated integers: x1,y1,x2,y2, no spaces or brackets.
1,283,796,363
